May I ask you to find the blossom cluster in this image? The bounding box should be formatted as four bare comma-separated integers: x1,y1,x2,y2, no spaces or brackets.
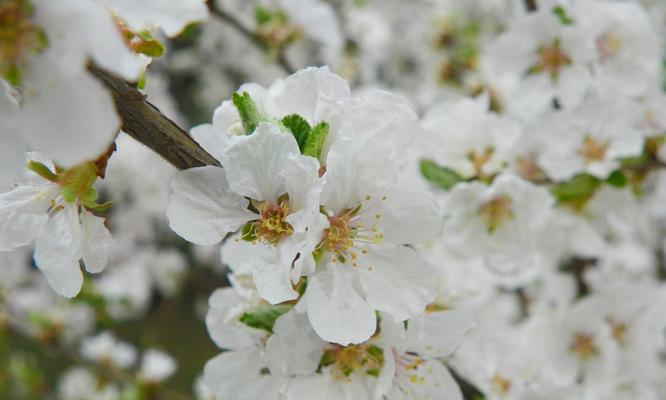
1,0,666,399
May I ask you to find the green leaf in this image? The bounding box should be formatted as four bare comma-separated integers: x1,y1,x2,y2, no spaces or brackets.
133,37,166,57
419,159,463,191
303,121,329,159
239,304,292,333
281,114,311,151
27,161,58,182
552,174,601,202
606,170,627,188
552,5,573,25
232,92,265,134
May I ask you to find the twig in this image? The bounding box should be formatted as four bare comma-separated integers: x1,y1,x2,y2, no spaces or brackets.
524,0,538,12
89,64,221,170
207,4,296,75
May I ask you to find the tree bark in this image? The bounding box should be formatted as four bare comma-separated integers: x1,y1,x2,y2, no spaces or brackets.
89,64,221,170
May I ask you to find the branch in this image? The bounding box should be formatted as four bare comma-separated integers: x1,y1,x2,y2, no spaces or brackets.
524,0,538,11
207,4,296,75
89,64,221,170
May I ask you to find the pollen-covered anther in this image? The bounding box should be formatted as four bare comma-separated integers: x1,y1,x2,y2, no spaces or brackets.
491,373,511,395
254,197,294,245
579,136,609,163
322,344,384,380
569,332,600,361
0,0,47,84
478,195,513,233
530,39,571,80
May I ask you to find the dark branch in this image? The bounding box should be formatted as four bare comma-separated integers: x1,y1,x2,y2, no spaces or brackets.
525,0,538,12
89,64,221,170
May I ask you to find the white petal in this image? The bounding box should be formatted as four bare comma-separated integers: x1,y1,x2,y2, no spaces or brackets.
359,246,436,322
406,310,476,358
203,348,264,398
19,57,120,167
80,210,113,273
282,154,323,232
0,185,54,251
305,267,376,345
0,82,24,188
252,254,299,305
102,0,209,37
358,184,441,245
34,206,84,298
220,123,299,202
190,123,229,162
166,166,254,245
265,310,326,377
36,0,144,80
270,66,350,122
389,359,462,400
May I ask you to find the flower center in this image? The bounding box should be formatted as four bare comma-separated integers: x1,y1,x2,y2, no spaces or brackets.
250,196,293,245
321,344,384,379
596,32,622,61
468,147,494,177
490,373,512,395
315,202,383,264
529,39,571,80
579,136,609,163
479,195,513,233
0,0,46,85
607,318,628,346
569,333,599,361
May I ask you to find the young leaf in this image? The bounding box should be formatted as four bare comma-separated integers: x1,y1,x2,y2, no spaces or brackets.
606,170,627,188
303,121,329,159
419,159,463,191
552,5,573,25
239,304,292,333
232,92,265,134
281,114,311,152
552,174,601,202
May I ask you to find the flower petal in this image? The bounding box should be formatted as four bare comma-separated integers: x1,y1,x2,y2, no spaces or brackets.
34,206,84,298
359,246,436,322
305,267,376,345
220,123,299,202
80,210,113,273
166,166,254,245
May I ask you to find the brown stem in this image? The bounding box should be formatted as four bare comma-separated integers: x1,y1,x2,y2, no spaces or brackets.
207,3,296,75
525,0,538,12
89,64,221,170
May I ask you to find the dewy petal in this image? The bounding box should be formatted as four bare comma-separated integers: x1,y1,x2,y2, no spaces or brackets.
220,123,300,202
19,57,120,167
265,310,326,377
405,311,476,358
252,252,299,305
101,0,209,38
166,166,254,245
34,205,84,298
80,209,113,274
359,246,436,322
0,184,55,251
305,267,376,345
